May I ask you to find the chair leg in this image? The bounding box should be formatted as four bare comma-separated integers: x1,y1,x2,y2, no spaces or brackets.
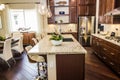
12,58,16,65
6,61,11,68
37,62,40,76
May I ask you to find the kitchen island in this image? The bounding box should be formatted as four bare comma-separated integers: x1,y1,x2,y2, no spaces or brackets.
28,34,87,80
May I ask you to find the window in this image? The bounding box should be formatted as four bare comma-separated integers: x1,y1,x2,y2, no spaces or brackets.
10,9,39,32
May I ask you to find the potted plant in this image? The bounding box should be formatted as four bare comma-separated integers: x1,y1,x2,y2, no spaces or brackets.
50,33,63,46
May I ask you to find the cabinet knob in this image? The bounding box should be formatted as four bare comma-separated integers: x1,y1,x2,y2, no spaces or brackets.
110,52,115,55
109,62,114,66
103,56,106,59
103,48,107,51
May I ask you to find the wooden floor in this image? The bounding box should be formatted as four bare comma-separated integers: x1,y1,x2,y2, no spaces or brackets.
0,47,120,80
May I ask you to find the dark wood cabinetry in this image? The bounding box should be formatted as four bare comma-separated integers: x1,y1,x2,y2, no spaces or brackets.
22,32,35,46
92,36,120,76
69,0,77,6
69,7,77,23
77,0,96,16
56,54,85,80
48,6,55,24
48,0,77,24
99,0,120,24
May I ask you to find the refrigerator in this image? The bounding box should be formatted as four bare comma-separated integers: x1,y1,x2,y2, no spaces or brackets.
78,16,95,47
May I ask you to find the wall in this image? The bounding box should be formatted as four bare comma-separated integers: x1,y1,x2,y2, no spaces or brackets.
46,24,77,33
102,24,120,36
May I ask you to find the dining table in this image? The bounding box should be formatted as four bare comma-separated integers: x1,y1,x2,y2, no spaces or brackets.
28,34,87,80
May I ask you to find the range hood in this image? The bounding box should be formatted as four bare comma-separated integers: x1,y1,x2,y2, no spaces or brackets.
104,7,120,16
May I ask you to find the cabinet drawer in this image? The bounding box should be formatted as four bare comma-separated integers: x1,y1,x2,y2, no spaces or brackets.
101,44,119,62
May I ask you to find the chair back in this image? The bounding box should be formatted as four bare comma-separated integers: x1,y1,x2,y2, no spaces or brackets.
12,35,24,53
17,35,24,53
3,39,13,61
32,38,38,45
12,32,23,39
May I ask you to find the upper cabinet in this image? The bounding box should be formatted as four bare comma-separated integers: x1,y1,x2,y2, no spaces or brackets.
99,0,120,24
69,0,77,6
77,0,96,16
48,0,77,24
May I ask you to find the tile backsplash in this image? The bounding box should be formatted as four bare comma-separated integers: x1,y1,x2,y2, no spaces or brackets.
46,24,77,33
102,24,120,36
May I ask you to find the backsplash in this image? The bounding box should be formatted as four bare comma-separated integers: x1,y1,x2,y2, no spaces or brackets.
102,24,120,36
46,24,77,33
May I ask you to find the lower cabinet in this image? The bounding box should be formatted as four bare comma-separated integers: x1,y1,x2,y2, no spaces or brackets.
56,54,85,80
22,32,35,46
92,35,120,76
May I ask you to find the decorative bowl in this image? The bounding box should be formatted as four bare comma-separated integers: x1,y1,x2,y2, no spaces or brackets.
51,40,62,46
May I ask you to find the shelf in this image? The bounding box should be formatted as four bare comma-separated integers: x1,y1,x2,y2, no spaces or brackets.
55,14,69,16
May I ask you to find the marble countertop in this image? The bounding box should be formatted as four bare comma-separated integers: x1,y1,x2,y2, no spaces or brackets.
28,34,87,55
92,34,120,46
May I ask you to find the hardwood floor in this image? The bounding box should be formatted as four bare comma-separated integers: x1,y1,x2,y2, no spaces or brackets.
0,47,120,80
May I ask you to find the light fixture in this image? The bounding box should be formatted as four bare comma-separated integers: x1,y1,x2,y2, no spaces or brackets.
0,4,5,10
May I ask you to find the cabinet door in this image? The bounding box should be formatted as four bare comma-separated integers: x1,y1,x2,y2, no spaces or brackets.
99,0,106,16
106,0,114,13
86,5,96,16
48,7,55,24
85,0,96,4
69,0,77,6
78,6,86,16
69,7,77,23
79,0,86,5
56,54,85,80
49,0,54,6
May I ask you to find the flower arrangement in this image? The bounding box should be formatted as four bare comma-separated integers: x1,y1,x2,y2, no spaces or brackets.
49,32,63,46
0,36,5,41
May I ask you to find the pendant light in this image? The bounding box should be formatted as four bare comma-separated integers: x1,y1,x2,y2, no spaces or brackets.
47,0,52,18
0,4,5,10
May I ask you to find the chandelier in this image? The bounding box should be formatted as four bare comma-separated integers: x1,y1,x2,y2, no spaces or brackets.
0,4,5,10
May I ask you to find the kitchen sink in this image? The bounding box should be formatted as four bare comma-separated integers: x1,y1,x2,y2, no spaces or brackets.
63,38,73,42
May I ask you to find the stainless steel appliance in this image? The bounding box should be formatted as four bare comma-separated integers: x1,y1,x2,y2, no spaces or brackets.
78,16,95,46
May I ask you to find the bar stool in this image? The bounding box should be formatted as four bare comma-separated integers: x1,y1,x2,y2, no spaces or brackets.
25,46,47,80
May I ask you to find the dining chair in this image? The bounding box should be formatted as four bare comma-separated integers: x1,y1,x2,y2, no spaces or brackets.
32,38,38,46
12,35,24,54
0,38,16,68
25,46,47,80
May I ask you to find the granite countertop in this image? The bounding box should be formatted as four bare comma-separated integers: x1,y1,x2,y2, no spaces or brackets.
92,34,120,46
28,34,87,55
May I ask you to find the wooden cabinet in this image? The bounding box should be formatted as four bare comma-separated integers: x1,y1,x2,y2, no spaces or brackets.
48,7,55,24
22,32,35,46
69,0,77,6
56,54,85,80
99,0,120,24
69,7,77,23
92,35,120,76
77,0,96,16
48,0,78,24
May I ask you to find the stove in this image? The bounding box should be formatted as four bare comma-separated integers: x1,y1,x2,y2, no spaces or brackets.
105,36,120,43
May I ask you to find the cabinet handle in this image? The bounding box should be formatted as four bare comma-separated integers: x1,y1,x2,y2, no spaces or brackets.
109,62,114,66
103,56,106,59
110,52,115,55
103,48,107,51
97,42,99,46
